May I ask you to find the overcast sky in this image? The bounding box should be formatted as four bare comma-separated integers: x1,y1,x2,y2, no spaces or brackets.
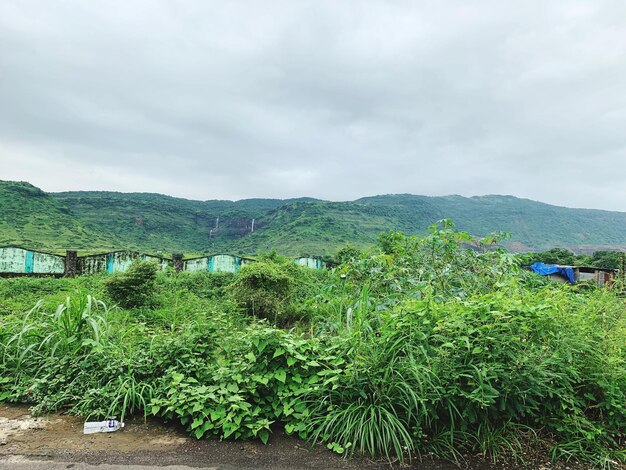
1,1,625,211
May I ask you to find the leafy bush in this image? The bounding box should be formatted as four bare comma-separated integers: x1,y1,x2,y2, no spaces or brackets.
157,271,236,299
301,225,626,466
334,245,362,265
104,260,158,309
228,254,315,326
150,324,343,443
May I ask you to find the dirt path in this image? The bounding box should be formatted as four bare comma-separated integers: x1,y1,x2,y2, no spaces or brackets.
0,404,592,469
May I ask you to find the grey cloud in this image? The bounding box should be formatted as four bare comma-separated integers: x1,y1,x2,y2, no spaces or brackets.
0,0,625,209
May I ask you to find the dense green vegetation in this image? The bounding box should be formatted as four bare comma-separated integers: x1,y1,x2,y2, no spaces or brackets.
0,181,116,251
519,248,626,270
2,180,626,256
1,222,624,467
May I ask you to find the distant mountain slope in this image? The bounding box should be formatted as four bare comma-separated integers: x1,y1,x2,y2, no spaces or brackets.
356,194,626,252
54,190,319,254
0,181,120,251
229,200,442,255
1,180,625,255
230,194,626,255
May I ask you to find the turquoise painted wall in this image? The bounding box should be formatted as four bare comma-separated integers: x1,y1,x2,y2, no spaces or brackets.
1,247,326,276
0,247,64,274
294,257,325,269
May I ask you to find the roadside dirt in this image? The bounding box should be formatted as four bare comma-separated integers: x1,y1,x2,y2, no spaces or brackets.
0,404,598,469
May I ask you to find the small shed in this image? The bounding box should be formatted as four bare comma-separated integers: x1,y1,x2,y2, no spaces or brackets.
530,262,617,286
573,266,617,287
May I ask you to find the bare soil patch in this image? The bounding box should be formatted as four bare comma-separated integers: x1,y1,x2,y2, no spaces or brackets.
0,404,597,469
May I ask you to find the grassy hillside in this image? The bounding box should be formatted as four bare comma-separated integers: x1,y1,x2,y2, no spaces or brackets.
229,200,440,255
1,180,626,255
53,190,318,254
230,194,626,255
356,194,626,252
0,181,120,251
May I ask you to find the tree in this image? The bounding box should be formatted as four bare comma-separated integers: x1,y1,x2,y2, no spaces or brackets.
588,250,624,270
534,248,577,265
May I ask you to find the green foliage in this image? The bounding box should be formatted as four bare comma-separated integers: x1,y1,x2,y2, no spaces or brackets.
104,261,158,309
0,181,116,250
518,248,625,272
530,247,578,265
150,325,342,443
0,222,624,468
334,245,362,264
158,271,236,300
303,223,626,466
589,250,625,270
4,180,626,256
228,254,314,326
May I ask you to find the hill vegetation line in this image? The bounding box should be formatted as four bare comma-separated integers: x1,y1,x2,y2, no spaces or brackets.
2,180,626,257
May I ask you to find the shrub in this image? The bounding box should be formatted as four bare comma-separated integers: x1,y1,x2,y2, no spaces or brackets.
158,271,235,299
149,324,342,444
228,254,314,326
104,260,158,309
1,225,624,468
334,245,361,265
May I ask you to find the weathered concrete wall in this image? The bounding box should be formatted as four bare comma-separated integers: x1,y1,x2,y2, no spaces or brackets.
0,247,27,273
78,252,170,274
183,255,254,273
141,254,170,270
107,251,138,273
294,257,325,269
0,247,64,274
183,257,209,272
79,251,138,274
172,254,183,272
65,250,78,277
210,254,239,273
1,247,326,276
33,251,65,274
78,253,107,274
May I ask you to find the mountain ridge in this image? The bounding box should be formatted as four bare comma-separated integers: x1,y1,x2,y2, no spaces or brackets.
1,180,625,255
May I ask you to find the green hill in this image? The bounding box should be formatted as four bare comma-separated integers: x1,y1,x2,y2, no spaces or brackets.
53,190,318,254
0,181,120,251
1,180,625,256
355,194,626,252
229,194,626,255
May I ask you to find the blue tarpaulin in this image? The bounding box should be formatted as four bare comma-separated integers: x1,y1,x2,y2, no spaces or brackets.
530,262,575,283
